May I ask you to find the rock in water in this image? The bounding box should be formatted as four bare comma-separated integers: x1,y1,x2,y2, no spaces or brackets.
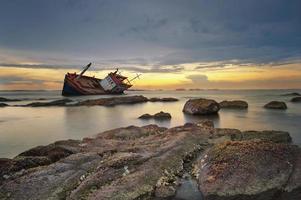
153,111,172,119
138,111,171,120
264,101,287,109
219,100,248,109
195,140,301,200
138,113,153,119
291,97,301,102
183,98,220,115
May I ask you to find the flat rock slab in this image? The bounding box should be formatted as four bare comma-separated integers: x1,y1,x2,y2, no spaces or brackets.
75,95,148,106
183,98,220,115
264,101,287,109
0,124,212,200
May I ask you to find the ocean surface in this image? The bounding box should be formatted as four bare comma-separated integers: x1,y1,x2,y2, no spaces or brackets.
0,89,300,158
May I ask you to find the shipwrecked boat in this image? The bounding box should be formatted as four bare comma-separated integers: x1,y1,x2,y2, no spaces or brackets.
62,63,140,96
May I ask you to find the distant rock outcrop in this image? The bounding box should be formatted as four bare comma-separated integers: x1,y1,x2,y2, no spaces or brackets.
24,99,73,107
76,95,148,106
264,101,287,109
183,98,220,115
291,97,301,102
0,103,8,107
281,92,301,96
148,97,179,102
0,97,21,102
219,100,248,109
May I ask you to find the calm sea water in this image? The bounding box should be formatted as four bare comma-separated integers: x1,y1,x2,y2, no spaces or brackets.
0,89,300,158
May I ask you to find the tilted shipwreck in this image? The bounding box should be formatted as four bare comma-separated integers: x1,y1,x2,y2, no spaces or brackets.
62,63,140,96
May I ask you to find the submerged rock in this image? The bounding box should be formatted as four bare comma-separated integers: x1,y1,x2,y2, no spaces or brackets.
291,97,301,102
76,95,148,106
264,101,287,109
148,97,179,102
195,140,301,200
219,100,248,109
24,99,73,107
183,98,220,115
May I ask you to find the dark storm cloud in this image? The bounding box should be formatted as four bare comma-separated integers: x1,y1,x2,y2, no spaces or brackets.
0,0,300,68
0,62,184,73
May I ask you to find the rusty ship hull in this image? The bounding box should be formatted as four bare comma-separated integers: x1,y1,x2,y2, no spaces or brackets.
62,63,134,96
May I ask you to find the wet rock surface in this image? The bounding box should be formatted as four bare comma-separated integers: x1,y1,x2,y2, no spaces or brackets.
219,100,248,109
139,111,172,120
291,97,301,102
0,122,300,200
264,101,287,109
195,140,301,200
183,98,220,115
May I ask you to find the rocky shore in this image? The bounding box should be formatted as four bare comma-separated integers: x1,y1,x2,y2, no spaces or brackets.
0,121,300,200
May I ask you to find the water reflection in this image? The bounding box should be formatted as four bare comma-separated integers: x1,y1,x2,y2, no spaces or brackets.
1,89,301,158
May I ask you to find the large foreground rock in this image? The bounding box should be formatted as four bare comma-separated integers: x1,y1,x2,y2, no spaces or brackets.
0,124,212,200
264,101,287,109
76,95,148,106
1,123,300,200
195,140,301,200
183,98,220,115
219,100,248,109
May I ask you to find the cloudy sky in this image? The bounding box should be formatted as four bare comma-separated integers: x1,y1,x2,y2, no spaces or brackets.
0,0,301,90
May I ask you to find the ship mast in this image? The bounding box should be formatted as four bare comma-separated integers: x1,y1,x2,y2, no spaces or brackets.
128,74,141,83
78,63,92,78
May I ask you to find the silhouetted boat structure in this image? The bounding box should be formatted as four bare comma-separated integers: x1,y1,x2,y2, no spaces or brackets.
62,63,140,96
